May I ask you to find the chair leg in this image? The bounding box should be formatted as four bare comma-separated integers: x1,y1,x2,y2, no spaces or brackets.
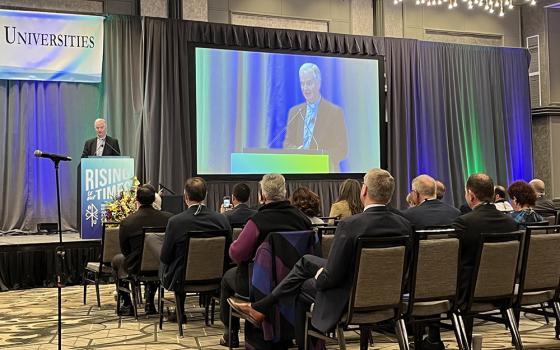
457,313,471,349
210,297,216,325
336,325,346,350
158,287,164,330
505,308,523,350
204,294,210,326
552,301,560,340
175,292,183,337
115,280,121,316
359,325,369,350
452,312,470,350
131,282,139,320
541,303,550,324
395,318,410,350
83,271,88,305
95,274,101,308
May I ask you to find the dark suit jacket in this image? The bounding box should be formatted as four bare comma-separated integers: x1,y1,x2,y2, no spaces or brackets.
223,203,257,226
452,203,518,305
403,199,461,229
119,205,173,274
81,135,121,158
283,98,348,171
535,196,556,212
160,204,231,291
311,206,412,332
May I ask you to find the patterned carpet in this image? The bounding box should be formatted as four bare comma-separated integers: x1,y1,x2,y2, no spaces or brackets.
0,284,559,349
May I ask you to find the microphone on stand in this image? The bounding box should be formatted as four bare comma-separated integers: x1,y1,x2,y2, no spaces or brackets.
34,150,72,162
267,107,305,148
103,140,121,156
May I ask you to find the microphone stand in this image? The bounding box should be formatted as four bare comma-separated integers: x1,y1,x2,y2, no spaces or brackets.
43,157,65,350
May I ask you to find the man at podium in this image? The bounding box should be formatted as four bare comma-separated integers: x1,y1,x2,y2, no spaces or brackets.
283,63,348,171
81,118,121,157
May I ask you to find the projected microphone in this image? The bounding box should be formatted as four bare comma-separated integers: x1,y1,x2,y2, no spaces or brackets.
267,107,305,148
34,150,72,162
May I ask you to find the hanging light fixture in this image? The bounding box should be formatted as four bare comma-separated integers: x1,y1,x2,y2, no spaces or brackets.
394,0,536,17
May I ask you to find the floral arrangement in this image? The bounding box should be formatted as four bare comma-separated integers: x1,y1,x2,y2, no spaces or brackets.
103,177,140,222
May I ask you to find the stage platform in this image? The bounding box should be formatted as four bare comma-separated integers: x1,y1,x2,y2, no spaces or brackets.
0,233,100,291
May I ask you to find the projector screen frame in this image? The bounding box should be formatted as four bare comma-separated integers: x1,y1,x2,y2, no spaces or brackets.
187,42,387,181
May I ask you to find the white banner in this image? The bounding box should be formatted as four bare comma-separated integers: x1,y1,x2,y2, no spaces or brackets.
0,9,104,83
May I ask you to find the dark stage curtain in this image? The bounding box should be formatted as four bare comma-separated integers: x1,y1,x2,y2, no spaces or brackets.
0,17,533,231
0,241,100,290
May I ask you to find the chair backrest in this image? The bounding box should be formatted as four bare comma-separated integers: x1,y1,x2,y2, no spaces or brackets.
232,227,244,240
408,230,460,310
139,226,166,273
101,222,121,264
468,231,522,306
316,226,337,258
183,230,229,284
519,226,560,293
346,236,409,325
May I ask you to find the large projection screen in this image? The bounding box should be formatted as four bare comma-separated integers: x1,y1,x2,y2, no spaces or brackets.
192,45,385,176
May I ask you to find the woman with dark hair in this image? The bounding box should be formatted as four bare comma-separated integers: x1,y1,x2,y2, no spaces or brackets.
291,187,324,224
507,180,543,226
328,179,363,223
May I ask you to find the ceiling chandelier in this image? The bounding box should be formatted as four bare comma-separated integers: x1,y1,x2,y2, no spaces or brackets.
393,0,537,17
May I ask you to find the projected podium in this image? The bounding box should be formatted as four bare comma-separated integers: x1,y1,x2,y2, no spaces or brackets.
79,156,134,239
231,148,329,174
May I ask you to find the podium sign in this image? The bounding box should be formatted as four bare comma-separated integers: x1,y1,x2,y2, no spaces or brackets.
80,156,134,239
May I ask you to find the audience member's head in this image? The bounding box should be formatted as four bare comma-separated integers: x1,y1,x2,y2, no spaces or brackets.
232,183,251,204
508,181,537,210
259,173,287,203
184,177,207,204
465,173,494,208
337,179,363,215
410,174,437,205
291,187,321,218
362,168,395,205
136,184,156,206
494,185,508,202
529,179,546,198
436,180,446,200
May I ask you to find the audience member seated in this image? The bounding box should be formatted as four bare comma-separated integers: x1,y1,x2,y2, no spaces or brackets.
112,184,173,315
228,168,412,350
403,174,461,230
453,173,518,343
219,174,312,347
291,187,325,225
328,179,363,224
508,181,543,227
401,175,461,349
529,178,556,212
493,185,513,212
159,177,231,321
220,183,257,226
436,180,446,200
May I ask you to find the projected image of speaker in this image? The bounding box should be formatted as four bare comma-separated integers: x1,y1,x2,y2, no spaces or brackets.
189,45,385,177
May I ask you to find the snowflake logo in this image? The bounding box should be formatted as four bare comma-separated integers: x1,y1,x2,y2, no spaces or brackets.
85,203,99,227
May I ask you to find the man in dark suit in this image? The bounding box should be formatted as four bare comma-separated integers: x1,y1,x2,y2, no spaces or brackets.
159,177,231,318
530,178,556,212
403,175,461,349
81,118,121,157
221,183,257,227
112,184,173,315
403,174,461,229
453,173,518,343
283,63,348,171
229,169,411,349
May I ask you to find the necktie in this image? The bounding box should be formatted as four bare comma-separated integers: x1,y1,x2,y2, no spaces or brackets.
303,104,317,149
